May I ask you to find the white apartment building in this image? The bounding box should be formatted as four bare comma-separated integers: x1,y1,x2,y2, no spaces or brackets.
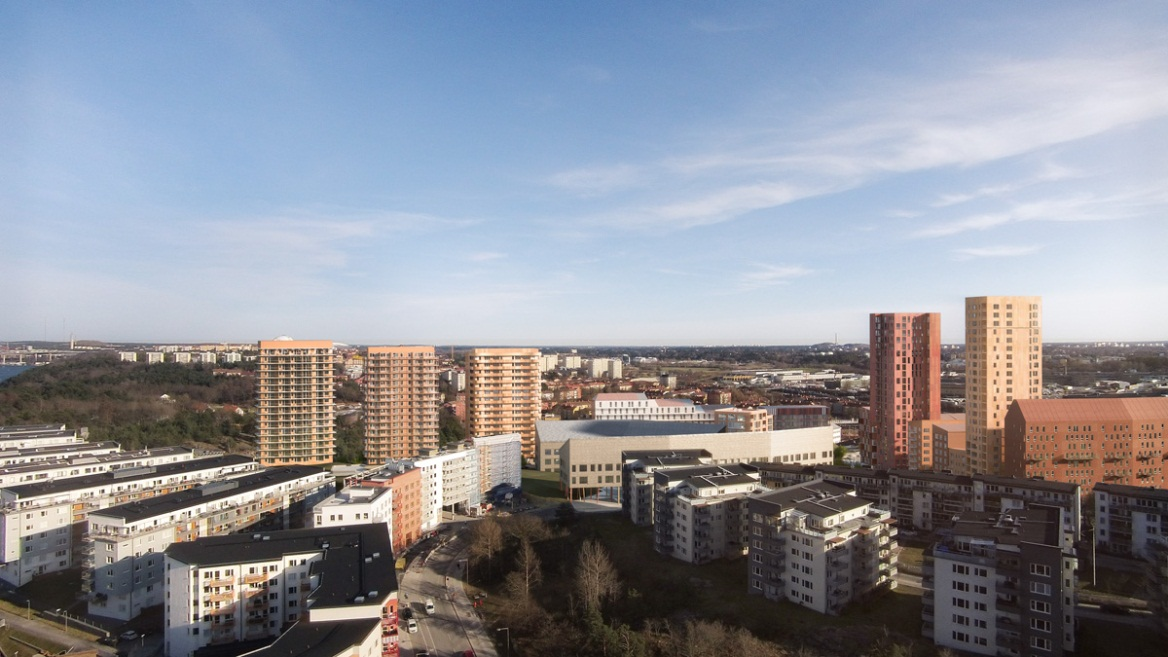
538,354,559,373
86,466,333,620
593,393,723,422
386,448,480,531
588,358,622,379
174,352,192,364
747,480,898,615
311,486,393,534
164,525,397,657
653,464,762,564
473,433,523,495
621,450,713,526
0,446,194,488
119,352,138,362
924,506,1075,657
0,455,257,586
0,424,84,450
560,355,582,370
0,441,120,467
147,352,165,364
1094,483,1168,558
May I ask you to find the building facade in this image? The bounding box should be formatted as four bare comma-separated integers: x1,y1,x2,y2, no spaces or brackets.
620,450,713,526
923,506,1075,657
747,480,898,615
466,348,541,462
473,433,523,496
86,466,333,620
1094,483,1168,558
364,346,439,463
257,338,335,466
965,296,1042,475
868,312,941,470
652,464,761,564
1003,397,1168,490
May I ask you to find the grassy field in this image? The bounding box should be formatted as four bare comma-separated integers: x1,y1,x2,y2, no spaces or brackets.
1075,616,1162,656
0,627,69,657
520,468,565,503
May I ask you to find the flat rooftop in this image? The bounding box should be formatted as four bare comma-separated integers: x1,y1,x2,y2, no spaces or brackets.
948,506,1062,547
5,454,254,498
238,619,379,657
92,466,325,523
537,419,726,442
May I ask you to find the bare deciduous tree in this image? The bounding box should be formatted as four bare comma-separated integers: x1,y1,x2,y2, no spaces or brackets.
575,538,620,613
469,517,504,578
504,537,542,602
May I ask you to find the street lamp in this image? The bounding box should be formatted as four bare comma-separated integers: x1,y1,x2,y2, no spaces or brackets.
496,627,510,657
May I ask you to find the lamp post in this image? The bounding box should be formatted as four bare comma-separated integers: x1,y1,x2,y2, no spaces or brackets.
496,627,510,657
25,600,30,620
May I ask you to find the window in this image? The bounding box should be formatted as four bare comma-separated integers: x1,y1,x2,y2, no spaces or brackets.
1031,600,1051,614
953,581,969,592
1030,582,1051,596
1031,637,1051,651
1030,563,1051,577
1031,618,1051,633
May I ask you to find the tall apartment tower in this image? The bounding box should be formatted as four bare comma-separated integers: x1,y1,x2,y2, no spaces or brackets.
965,296,1042,475
466,348,541,463
256,338,335,466
868,313,941,469
363,346,439,463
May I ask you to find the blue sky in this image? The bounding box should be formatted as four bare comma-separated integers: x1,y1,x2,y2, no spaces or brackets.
2,2,1166,346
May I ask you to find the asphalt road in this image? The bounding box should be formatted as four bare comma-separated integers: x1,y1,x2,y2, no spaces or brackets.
399,528,496,657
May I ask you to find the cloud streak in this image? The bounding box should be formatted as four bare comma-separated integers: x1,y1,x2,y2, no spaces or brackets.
954,244,1044,260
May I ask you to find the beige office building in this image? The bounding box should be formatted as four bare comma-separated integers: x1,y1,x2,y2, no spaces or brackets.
466,348,541,462
364,346,439,463
964,296,1042,475
257,338,335,466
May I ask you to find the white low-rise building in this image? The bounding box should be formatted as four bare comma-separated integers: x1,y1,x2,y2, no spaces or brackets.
384,447,480,531
311,486,393,535
593,393,724,423
473,433,523,495
0,446,194,488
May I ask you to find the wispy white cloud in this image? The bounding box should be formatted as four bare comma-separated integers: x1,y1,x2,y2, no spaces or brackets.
912,190,1153,238
560,48,1168,232
546,164,646,196
738,264,813,291
953,244,1044,260
468,251,507,262
931,164,1083,208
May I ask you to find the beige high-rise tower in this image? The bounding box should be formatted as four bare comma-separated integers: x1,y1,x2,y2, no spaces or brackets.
363,346,439,463
256,338,335,466
466,348,541,462
964,296,1042,475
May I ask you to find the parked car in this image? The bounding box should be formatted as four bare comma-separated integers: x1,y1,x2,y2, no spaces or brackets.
119,631,140,642
424,598,435,615
406,618,418,633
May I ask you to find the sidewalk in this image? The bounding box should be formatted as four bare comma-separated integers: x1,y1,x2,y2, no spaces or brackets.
398,532,498,657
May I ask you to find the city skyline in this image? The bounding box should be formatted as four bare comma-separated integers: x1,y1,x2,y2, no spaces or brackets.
3,3,1166,346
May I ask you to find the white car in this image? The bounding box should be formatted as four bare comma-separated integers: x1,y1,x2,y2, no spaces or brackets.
406,618,418,633
424,598,435,615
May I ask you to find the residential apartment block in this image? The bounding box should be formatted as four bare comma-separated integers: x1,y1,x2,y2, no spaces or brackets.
473,433,523,496
0,454,257,586
364,346,439,463
923,505,1075,656
621,450,713,526
343,467,423,556
311,486,393,536
164,524,397,657
0,423,84,450
0,440,120,467
466,348,541,462
965,296,1042,475
752,464,1081,543
376,449,481,532
714,408,773,433
868,312,941,469
747,480,898,615
257,338,335,467
767,405,831,431
85,466,333,620
0,446,195,488
1094,483,1168,558
652,464,761,564
1003,397,1168,490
